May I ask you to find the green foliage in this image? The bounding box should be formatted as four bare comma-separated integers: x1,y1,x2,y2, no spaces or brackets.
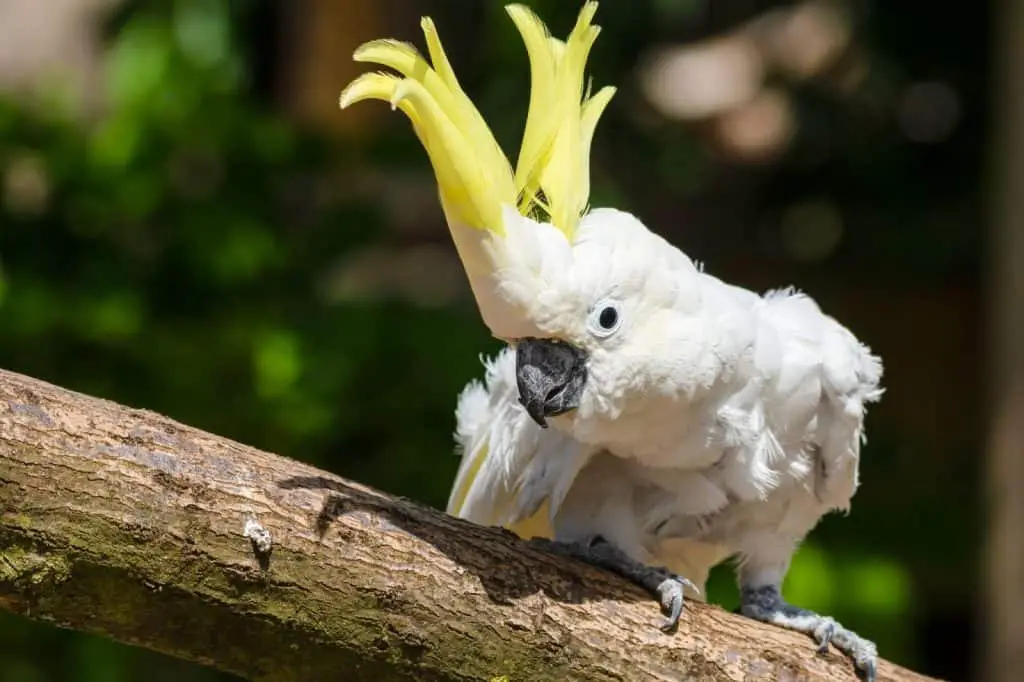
0,1,497,678
0,0,981,679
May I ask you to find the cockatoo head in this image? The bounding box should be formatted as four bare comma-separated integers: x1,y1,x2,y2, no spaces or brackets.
341,2,719,447
496,204,714,450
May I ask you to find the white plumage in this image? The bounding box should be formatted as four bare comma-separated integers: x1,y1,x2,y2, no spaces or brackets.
338,3,883,673
447,207,883,600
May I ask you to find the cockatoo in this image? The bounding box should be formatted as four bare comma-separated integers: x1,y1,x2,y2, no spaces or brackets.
340,3,884,679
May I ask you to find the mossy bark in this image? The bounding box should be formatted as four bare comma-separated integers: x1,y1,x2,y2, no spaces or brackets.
0,368,940,682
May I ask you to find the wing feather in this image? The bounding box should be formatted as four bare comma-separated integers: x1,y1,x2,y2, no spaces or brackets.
447,347,587,539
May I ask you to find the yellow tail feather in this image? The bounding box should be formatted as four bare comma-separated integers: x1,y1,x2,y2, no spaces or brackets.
508,500,555,540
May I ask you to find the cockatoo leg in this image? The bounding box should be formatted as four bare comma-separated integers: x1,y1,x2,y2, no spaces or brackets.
740,584,877,681
531,536,697,631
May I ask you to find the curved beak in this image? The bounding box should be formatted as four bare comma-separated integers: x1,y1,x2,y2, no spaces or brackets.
515,338,589,428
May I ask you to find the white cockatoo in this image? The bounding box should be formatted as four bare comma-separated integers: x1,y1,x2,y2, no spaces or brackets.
340,3,884,679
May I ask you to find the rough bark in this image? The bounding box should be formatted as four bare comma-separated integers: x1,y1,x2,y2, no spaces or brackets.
0,368,939,682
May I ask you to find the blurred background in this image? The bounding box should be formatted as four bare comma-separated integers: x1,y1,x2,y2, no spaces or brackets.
0,0,1016,681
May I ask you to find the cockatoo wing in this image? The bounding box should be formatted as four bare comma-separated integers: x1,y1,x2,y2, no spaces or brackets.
745,288,882,512
813,314,884,510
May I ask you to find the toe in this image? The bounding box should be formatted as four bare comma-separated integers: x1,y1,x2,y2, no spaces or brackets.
853,639,878,682
860,657,877,682
812,618,837,654
830,627,878,681
676,574,700,596
656,577,685,631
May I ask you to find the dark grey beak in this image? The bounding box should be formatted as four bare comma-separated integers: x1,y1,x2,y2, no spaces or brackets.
515,338,588,428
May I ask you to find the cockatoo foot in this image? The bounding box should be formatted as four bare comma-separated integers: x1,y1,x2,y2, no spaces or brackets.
740,584,877,682
530,536,698,631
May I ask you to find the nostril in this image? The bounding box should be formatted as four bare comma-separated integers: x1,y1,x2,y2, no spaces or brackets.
544,384,565,405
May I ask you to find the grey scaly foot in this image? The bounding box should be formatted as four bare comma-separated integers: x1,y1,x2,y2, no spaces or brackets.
740,584,878,682
531,536,698,631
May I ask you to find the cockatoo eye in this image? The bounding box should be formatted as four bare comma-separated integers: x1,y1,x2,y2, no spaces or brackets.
587,298,623,338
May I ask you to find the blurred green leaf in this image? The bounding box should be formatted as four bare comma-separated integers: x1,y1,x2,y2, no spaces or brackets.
783,543,836,611
174,0,230,68
106,18,173,111
253,329,301,398
848,556,912,616
80,291,144,342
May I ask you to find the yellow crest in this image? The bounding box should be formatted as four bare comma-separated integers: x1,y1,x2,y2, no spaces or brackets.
340,2,615,240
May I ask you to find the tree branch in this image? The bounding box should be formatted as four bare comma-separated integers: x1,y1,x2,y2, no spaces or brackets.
0,368,940,682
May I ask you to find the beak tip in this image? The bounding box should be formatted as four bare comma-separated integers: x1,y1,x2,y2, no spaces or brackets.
518,397,549,428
